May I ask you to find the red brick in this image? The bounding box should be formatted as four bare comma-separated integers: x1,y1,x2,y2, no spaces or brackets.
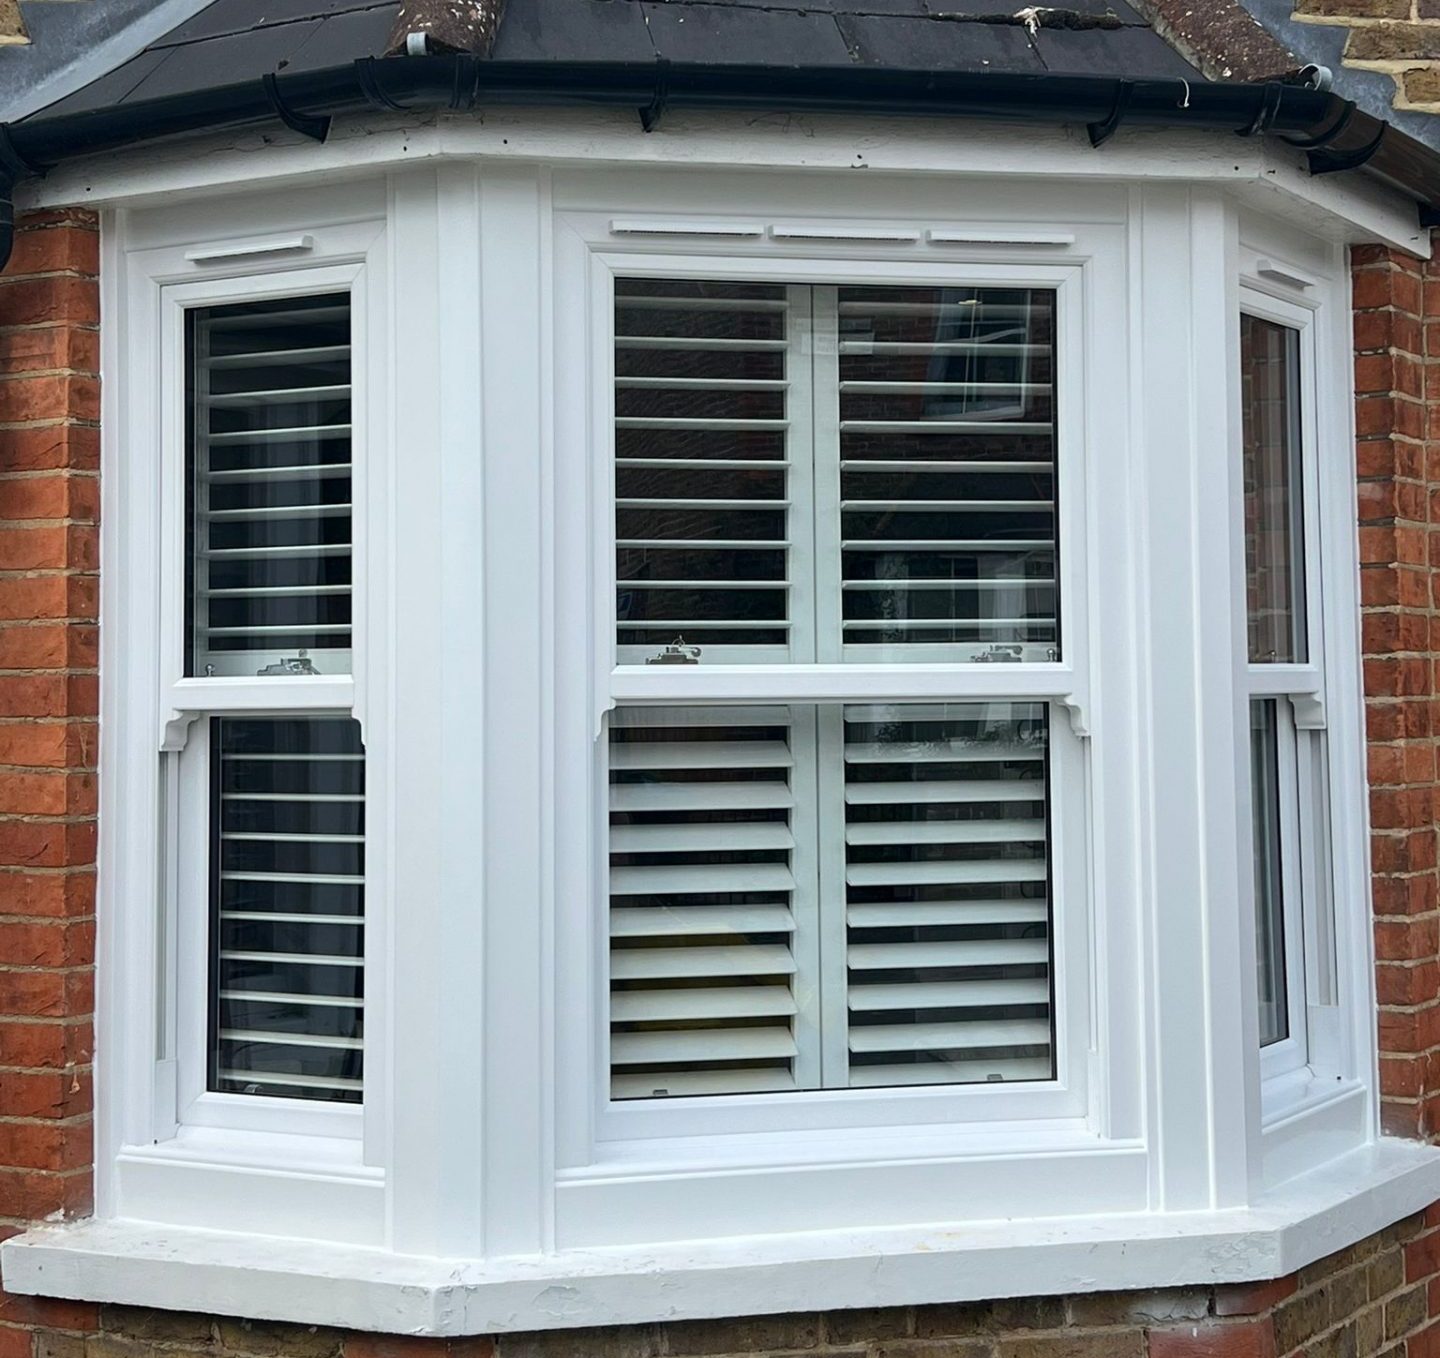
0,724,96,772
0,426,98,474
0,474,98,525
345,1340,496,1358
0,325,99,376
0,277,98,329
0,576,97,624
0,623,96,670
0,1069,91,1120
3,227,99,279
0,1289,97,1331
0,1121,91,1174
0,378,99,428
0,821,96,870
1213,1276,1298,1317
1147,1318,1276,1358
0,872,94,919
0,921,92,969
0,1020,92,1069
0,772,95,818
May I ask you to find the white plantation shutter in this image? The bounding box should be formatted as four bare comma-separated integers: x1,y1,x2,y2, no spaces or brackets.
607,707,819,1099
607,703,1053,1098
212,716,365,1102
835,287,1058,661
614,280,813,663
613,280,1057,666
607,276,1062,1101
841,703,1052,1087
188,293,353,677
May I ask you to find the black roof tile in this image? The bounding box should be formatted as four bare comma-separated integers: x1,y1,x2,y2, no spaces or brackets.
638,2,854,65
285,4,400,70
153,0,384,47
491,0,655,63
124,18,326,99
836,12,1046,71
1030,21,1198,74
29,46,174,117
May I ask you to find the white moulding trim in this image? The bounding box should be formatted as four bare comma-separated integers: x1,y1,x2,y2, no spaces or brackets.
6,1139,1440,1336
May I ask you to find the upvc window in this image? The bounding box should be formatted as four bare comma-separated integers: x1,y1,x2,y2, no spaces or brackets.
609,277,1061,1102
1236,285,1340,1103
100,215,387,1238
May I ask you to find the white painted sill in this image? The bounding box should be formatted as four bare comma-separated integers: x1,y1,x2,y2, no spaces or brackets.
5,1139,1440,1336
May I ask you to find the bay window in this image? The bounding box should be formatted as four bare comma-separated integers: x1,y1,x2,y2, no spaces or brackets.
33,169,1421,1329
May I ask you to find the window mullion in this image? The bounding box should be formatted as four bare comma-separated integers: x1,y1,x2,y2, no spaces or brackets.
787,705,826,1089
813,703,851,1088
809,285,842,664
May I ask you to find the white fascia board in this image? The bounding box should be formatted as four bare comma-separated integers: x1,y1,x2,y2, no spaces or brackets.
6,1139,1440,1336
15,109,1426,255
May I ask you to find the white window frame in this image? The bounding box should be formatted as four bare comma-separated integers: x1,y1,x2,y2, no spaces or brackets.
1234,230,1369,1188
101,211,391,1241
548,206,1153,1246
1236,268,1353,1114
593,252,1088,1139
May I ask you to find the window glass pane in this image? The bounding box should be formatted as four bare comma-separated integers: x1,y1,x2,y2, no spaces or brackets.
606,701,1053,1099
187,294,353,677
1240,315,1306,664
1250,699,1289,1047
613,280,1059,665
210,716,364,1102
838,287,1058,661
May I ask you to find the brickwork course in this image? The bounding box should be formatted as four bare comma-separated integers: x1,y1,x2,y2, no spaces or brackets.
1289,0,1440,112
0,218,1439,1356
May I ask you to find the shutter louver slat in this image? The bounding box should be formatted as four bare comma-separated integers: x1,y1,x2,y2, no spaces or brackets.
609,708,804,1099
615,279,799,659
610,905,796,937
837,286,1058,661
843,703,1054,1087
188,293,353,677
212,716,365,1104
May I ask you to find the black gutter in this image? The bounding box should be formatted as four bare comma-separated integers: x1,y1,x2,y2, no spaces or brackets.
1,56,1436,267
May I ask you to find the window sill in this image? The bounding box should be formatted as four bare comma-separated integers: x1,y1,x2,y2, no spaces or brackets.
5,1138,1439,1335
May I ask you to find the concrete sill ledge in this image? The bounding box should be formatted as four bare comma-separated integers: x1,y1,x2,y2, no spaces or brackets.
5,1140,1440,1336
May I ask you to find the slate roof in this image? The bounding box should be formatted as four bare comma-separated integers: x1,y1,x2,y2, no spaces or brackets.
0,0,213,120
23,0,1200,124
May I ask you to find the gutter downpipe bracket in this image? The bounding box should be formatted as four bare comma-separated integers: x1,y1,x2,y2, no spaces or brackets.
1086,80,1133,147
262,73,332,143
640,58,671,133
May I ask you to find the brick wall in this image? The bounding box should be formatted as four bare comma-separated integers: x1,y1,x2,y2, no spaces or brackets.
1,214,1439,1357
0,207,99,1234
1354,242,1440,1140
